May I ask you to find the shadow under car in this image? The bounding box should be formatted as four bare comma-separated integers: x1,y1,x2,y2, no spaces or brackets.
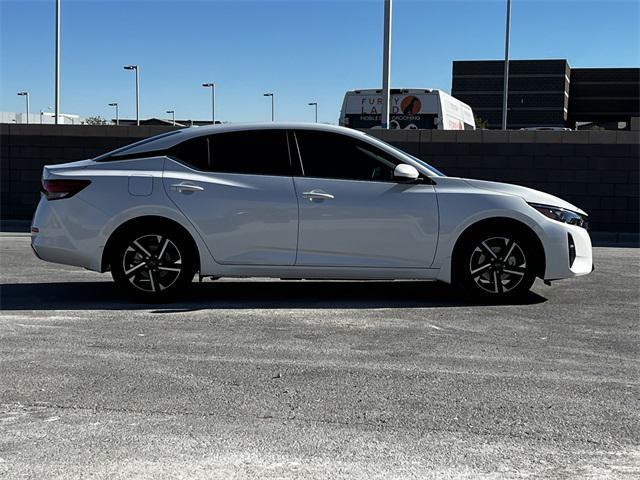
0,279,547,312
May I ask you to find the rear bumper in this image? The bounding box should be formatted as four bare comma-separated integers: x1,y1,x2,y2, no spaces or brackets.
31,195,108,271
30,243,43,260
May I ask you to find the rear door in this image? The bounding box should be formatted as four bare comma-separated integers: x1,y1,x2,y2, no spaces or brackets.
292,130,439,268
163,129,299,265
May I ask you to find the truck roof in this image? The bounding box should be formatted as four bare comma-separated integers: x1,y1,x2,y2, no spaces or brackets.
347,88,437,95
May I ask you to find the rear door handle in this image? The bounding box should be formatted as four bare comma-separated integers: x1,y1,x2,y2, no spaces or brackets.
171,183,204,193
302,189,334,201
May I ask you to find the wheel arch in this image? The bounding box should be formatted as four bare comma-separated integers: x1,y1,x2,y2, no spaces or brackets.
450,217,546,283
101,215,201,273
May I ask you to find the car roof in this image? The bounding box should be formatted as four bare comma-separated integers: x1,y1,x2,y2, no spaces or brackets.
180,122,368,139
106,122,370,158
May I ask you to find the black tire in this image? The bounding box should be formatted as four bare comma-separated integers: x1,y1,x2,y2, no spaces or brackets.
455,228,537,301
110,224,197,301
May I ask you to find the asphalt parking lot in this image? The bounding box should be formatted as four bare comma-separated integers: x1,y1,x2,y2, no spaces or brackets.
0,234,638,479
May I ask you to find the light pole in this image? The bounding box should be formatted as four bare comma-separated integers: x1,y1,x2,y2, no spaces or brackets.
108,102,119,125
124,65,140,125
166,110,175,126
264,93,274,121
381,0,392,129
501,0,512,130
308,102,318,122
55,0,60,124
202,83,216,124
17,91,29,124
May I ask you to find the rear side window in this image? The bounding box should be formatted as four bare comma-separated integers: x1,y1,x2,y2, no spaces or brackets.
210,130,290,176
295,130,399,181
171,136,209,170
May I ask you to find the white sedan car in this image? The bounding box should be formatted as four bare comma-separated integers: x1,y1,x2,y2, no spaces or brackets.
31,123,593,300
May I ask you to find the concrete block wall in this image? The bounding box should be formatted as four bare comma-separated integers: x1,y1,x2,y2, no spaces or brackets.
1,124,178,220
1,124,638,234
367,129,639,234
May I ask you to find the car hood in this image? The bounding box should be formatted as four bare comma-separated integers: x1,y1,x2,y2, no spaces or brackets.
462,178,586,215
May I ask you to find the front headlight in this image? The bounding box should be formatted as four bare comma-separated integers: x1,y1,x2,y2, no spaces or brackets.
529,203,588,229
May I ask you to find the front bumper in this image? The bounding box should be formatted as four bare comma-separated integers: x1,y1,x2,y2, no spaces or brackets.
541,221,593,280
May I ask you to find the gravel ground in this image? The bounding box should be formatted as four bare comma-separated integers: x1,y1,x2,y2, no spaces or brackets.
0,234,638,479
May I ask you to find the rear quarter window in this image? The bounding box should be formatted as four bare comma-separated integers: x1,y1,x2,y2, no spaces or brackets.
170,137,210,170
96,130,182,161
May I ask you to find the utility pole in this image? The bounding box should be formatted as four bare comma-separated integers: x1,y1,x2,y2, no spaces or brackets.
55,0,60,124
501,0,512,130
381,0,392,129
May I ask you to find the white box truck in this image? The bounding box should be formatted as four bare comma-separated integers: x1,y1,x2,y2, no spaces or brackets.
339,88,475,130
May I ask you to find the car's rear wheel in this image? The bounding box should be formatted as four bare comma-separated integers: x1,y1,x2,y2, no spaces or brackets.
456,229,537,300
111,226,196,300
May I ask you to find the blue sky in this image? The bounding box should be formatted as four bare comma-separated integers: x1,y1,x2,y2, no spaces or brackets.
1,0,638,123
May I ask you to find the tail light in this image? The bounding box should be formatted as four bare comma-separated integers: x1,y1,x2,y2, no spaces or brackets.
41,179,91,200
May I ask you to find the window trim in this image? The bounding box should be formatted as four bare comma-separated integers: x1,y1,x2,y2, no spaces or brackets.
99,149,170,162
288,130,304,176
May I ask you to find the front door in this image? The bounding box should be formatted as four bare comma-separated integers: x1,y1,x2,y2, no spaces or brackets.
293,130,438,268
163,129,298,266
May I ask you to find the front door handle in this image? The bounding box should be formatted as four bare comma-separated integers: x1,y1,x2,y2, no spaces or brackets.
302,190,334,201
171,183,204,193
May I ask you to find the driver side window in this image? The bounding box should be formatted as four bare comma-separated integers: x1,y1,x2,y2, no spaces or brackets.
295,130,399,182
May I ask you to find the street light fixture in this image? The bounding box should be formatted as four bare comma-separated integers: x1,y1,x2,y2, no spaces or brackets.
123,64,140,126
308,102,318,123
17,91,29,124
264,93,274,121
108,102,119,125
202,83,216,124
166,110,175,126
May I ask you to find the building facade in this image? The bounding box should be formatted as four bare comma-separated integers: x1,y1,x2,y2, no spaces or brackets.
452,60,639,130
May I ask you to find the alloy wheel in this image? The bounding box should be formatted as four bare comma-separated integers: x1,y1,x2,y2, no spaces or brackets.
469,236,527,294
122,234,183,293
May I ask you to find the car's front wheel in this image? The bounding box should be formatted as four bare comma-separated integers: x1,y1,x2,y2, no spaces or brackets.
111,226,196,300
456,229,537,300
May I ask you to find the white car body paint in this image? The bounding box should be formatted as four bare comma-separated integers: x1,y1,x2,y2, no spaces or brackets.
31,123,593,287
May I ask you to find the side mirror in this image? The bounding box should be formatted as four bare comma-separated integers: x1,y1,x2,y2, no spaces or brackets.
394,164,420,180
